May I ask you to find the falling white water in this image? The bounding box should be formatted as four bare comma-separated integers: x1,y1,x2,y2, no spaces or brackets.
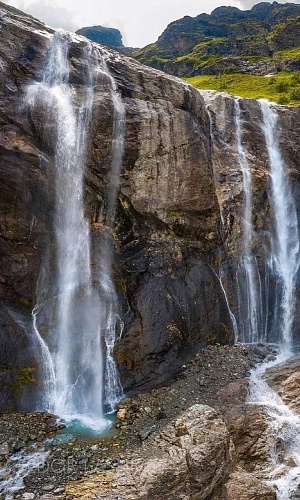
200,92,239,342
32,304,55,411
260,99,300,352
100,52,125,412
27,33,124,429
235,99,263,343
249,354,300,499
209,263,239,342
247,101,300,499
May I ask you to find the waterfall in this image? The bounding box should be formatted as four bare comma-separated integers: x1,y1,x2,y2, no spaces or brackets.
260,99,300,352
246,101,300,499
0,448,49,499
27,33,124,429
235,99,263,344
99,52,125,413
200,91,240,342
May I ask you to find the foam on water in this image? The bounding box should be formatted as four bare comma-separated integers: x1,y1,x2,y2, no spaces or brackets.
0,449,49,499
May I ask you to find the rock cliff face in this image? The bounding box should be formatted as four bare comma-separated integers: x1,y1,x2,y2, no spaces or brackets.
201,90,300,342
1,2,300,410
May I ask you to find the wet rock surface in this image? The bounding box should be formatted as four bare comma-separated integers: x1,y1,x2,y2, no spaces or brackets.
265,355,300,415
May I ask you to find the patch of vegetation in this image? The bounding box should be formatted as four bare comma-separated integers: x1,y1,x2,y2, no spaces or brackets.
275,46,300,61
9,367,36,396
18,296,34,308
185,71,300,105
166,209,181,218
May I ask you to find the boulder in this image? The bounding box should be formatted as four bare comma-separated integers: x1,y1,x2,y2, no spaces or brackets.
226,404,272,473
66,404,232,499
221,471,276,500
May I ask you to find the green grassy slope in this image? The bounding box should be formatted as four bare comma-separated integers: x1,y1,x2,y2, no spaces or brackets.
185,72,300,105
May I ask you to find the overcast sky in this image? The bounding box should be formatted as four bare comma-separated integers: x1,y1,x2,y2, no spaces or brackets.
3,0,300,47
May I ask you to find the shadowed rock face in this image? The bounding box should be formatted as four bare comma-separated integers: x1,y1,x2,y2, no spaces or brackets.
76,26,124,49
0,2,300,410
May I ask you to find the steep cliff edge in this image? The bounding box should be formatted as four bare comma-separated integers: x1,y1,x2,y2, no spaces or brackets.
0,2,233,409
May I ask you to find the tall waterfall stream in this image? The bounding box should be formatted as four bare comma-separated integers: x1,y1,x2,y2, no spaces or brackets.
198,90,300,498
27,32,123,430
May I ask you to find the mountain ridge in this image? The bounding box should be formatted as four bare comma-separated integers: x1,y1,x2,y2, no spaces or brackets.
132,1,300,77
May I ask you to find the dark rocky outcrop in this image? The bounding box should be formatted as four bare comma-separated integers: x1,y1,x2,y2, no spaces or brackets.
133,1,300,77
76,26,138,55
76,26,124,49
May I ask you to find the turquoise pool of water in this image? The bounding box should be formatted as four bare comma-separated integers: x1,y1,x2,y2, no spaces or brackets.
45,413,116,445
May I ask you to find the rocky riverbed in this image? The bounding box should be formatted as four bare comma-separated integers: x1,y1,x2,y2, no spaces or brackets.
0,343,279,500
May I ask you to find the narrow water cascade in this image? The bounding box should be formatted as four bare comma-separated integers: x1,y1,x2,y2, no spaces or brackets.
97,51,125,413
0,449,49,499
249,354,300,499
246,100,300,499
235,99,264,344
26,33,124,430
201,91,240,342
260,99,300,351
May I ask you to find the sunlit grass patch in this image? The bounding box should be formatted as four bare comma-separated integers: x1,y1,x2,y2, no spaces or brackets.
185,72,300,105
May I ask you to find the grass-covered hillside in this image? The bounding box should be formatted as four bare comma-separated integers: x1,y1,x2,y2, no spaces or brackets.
185,71,300,105
133,2,300,79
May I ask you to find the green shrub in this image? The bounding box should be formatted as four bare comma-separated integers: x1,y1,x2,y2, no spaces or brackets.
275,80,289,93
290,74,300,86
278,94,290,104
289,88,300,100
